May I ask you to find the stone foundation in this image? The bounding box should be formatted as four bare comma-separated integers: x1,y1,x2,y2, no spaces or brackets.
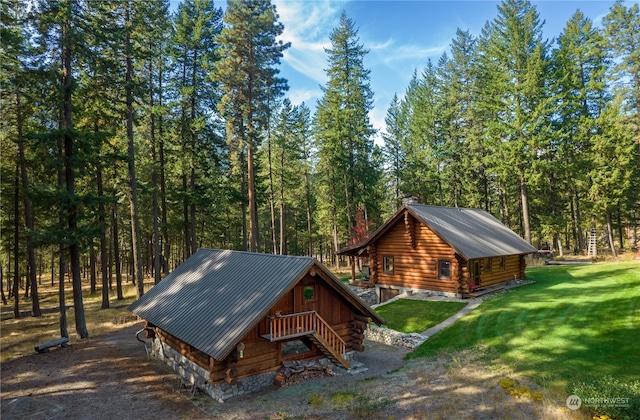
150,339,357,402
151,338,277,403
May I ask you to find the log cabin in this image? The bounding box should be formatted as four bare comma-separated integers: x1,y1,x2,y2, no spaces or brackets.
128,249,384,400
338,199,537,301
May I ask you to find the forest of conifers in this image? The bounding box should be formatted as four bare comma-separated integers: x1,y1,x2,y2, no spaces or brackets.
1,0,639,335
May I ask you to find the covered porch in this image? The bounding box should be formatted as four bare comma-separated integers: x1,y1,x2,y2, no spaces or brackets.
337,244,375,286
260,311,351,368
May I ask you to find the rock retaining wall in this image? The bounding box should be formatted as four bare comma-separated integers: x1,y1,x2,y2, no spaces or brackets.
364,325,426,349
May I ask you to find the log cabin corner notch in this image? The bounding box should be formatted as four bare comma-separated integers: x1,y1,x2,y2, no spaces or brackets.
338,203,536,301
128,249,384,400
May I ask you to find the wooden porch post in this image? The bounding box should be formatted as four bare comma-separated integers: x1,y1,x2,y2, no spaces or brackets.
350,256,356,283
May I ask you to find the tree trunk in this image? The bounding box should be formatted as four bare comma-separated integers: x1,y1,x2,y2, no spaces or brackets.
617,207,624,251
332,212,340,271
574,190,585,251
247,131,259,252
189,49,198,256
150,58,161,285
97,161,109,309
267,129,277,254
304,169,313,256
13,160,20,319
125,1,144,299
89,245,96,294
62,15,88,338
279,136,286,255
158,67,169,274
240,150,248,251
556,235,564,257
0,265,7,305
520,174,532,244
16,90,40,316
112,201,124,300
56,131,68,337
606,209,617,257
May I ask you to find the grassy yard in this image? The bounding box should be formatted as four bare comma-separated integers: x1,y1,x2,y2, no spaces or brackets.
375,299,467,333
408,262,640,391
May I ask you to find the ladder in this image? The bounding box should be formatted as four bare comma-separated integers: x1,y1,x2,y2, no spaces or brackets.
587,227,597,257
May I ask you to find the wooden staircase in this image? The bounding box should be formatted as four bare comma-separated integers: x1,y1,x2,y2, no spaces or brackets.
264,311,350,368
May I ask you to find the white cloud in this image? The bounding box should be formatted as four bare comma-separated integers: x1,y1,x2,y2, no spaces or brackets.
274,0,347,84
287,87,322,106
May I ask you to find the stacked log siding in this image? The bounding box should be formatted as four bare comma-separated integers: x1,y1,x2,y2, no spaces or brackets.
131,250,384,385
339,203,536,299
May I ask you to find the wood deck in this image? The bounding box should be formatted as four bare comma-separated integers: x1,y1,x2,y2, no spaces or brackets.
464,283,505,299
261,311,350,368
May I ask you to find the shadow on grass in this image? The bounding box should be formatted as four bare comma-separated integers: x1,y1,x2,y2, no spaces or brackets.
408,262,640,390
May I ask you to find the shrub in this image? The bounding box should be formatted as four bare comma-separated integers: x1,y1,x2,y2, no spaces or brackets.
499,377,543,401
308,392,324,409
570,376,640,420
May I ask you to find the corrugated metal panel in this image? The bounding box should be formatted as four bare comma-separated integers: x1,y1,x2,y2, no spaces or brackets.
128,249,314,361
407,204,537,259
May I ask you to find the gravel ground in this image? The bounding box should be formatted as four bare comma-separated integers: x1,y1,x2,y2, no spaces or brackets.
1,322,576,420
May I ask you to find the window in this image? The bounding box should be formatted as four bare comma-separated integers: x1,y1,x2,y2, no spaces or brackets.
303,286,314,300
438,259,451,280
499,256,506,270
383,256,394,274
483,257,492,272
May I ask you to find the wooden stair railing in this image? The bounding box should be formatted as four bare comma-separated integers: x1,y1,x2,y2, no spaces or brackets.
266,311,350,368
309,313,350,368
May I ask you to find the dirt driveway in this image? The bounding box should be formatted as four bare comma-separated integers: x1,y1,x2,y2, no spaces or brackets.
1,322,575,419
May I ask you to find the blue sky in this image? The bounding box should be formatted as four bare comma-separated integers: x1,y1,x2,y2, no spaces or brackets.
270,0,626,141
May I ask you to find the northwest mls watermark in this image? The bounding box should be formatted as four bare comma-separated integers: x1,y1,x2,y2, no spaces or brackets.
566,394,631,410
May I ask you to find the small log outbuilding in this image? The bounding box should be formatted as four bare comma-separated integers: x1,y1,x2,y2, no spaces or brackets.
338,202,537,301
129,249,384,393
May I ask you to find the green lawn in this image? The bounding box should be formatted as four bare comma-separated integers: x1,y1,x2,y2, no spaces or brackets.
408,262,640,390
375,299,467,333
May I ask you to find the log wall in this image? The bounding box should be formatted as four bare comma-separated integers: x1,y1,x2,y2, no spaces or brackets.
374,216,460,294
372,215,526,294
466,255,523,289
154,269,368,385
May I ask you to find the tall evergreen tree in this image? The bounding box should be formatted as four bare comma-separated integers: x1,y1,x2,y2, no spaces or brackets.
603,0,640,155
29,0,89,337
215,0,289,252
314,12,381,259
382,93,406,212
173,0,223,258
481,0,552,244
550,10,607,253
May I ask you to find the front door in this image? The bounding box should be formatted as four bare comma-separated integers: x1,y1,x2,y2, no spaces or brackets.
472,260,481,286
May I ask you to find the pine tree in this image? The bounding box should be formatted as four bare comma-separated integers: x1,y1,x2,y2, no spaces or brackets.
215,0,289,252
1,0,41,317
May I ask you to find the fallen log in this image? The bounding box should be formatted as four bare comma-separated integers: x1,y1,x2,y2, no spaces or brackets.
35,337,69,353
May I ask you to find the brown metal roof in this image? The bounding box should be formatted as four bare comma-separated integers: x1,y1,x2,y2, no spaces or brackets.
339,204,536,260
129,249,382,361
